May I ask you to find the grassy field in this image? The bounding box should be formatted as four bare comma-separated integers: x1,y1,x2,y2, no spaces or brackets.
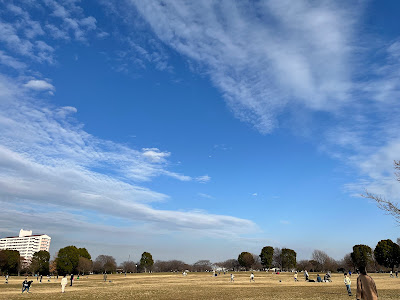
0,272,398,299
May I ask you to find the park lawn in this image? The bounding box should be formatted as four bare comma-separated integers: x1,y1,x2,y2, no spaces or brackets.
0,272,398,299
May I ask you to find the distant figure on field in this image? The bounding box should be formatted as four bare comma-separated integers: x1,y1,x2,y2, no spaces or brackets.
70,274,74,286
61,275,68,293
390,271,394,278
324,273,332,282
182,271,187,276
317,274,322,282
294,271,298,282
5,274,8,284
103,272,107,282
250,272,255,282
230,274,234,282
40,274,42,283
344,273,352,296
349,270,352,277
22,278,29,293
304,270,309,281
356,266,378,300
396,270,398,278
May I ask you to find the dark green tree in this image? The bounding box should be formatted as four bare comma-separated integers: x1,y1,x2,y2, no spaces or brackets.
56,246,80,275
281,248,296,270
374,239,400,272
31,251,50,275
77,248,91,260
238,252,255,270
140,252,154,272
0,250,20,274
351,244,373,269
260,246,274,269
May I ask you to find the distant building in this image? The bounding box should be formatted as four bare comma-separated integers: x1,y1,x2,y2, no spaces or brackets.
0,229,51,264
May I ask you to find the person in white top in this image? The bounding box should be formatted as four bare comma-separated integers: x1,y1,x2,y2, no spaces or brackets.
61,275,68,293
250,272,255,282
230,274,234,282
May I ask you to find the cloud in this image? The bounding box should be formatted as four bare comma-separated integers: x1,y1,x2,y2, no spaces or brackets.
198,193,213,199
128,1,400,205
252,193,257,196
0,74,256,238
196,175,211,183
24,79,55,91
0,51,26,70
142,148,170,162
130,0,359,133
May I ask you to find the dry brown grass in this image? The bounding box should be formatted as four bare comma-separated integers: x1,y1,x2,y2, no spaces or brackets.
0,272,398,299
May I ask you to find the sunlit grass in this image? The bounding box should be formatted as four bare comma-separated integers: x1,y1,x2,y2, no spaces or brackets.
0,272,398,299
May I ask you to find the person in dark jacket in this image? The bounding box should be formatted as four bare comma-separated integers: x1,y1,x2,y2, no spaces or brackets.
70,274,74,286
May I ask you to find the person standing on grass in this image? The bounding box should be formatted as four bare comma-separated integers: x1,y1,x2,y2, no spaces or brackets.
61,275,68,293
356,266,378,300
396,270,398,278
390,271,393,278
103,272,107,282
250,272,255,282
344,273,353,296
230,274,234,282
70,274,74,286
294,271,298,282
22,278,29,293
5,274,8,284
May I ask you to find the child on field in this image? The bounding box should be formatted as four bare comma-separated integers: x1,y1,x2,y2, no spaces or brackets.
344,273,352,296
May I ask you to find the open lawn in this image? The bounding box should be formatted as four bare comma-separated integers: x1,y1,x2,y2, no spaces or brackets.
0,272,398,299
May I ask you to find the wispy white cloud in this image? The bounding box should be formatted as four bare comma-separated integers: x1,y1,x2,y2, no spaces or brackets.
198,193,213,199
0,74,255,237
196,175,211,183
0,50,26,70
129,0,400,204
131,0,358,133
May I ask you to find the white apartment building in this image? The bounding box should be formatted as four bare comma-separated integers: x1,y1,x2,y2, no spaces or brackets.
0,229,51,264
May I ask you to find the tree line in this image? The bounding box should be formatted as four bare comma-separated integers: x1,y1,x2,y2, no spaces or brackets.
1,238,399,276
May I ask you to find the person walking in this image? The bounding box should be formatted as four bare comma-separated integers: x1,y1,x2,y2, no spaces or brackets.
294,271,298,282
230,274,234,282
250,272,255,282
70,274,74,286
40,274,42,283
22,278,29,293
61,275,68,293
390,271,394,278
344,273,353,296
356,266,378,300
5,274,8,284
103,272,107,282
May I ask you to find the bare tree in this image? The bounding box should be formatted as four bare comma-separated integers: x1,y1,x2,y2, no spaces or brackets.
77,257,93,275
362,160,400,222
121,261,137,273
93,255,117,273
192,260,212,272
273,247,282,269
217,259,240,271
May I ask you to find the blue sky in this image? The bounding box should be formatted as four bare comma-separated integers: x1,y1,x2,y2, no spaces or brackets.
0,0,400,264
